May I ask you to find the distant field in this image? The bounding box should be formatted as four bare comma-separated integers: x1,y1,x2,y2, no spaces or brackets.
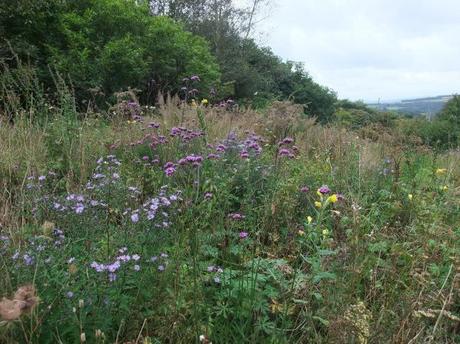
367,95,454,117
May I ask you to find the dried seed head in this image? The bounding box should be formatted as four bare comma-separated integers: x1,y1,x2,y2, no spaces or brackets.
0,285,38,321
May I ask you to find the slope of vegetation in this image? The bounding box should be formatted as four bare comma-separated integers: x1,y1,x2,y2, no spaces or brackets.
0,74,459,342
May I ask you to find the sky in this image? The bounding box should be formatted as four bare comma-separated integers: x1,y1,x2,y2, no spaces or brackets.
239,0,460,102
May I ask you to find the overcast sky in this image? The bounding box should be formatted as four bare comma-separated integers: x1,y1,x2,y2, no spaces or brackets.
242,0,460,102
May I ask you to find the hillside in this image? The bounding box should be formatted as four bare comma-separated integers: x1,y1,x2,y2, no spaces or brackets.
367,95,454,117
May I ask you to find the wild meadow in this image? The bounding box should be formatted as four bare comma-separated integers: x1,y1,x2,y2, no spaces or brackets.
0,1,460,342
0,81,459,343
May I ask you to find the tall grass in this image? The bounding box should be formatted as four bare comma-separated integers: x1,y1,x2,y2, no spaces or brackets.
0,75,459,343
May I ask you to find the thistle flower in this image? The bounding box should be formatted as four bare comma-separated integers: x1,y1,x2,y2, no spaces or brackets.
300,186,309,193
318,185,331,194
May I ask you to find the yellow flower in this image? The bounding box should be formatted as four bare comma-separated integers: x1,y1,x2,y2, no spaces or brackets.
315,201,322,208
201,98,208,105
191,99,197,107
327,194,338,204
127,120,135,124
322,229,329,236
436,168,447,175
408,194,413,201
307,216,313,224
298,230,305,236
441,185,448,191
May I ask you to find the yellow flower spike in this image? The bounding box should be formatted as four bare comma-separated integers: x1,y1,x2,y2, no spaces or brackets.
315,201,322,208
327,194,338,204
408,194,413,201
436,168,447,175
307,216,313,224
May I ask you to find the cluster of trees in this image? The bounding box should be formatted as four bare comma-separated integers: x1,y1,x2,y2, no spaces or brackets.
0,0,337,121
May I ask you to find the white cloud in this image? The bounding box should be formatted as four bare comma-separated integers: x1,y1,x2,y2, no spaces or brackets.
249,0,460,100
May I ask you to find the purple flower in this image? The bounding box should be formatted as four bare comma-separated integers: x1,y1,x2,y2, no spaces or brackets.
281,137,294,145
134,264,140,271
132,254,140,261
204,192,213,200
300,186,309,193
148,122,160,129
68,257,75,264
228,213,245,220
66,291,74,298
240,150,249,159
207,265,215,272
158,265,165,272
190,75,200,82
38,175,46,181
23,254,34,266
279,148,291,156
150,256,158,262
107,261,121,273
131,213,139,223
239,231,249,239
75,203,85,214
214,276,221,284
118,255,131,262
318,185,331,194
108,273,117,282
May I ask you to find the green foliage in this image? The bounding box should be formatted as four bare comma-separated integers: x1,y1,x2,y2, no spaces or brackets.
1,0,220,109
438,95,460,127
334,100,397,129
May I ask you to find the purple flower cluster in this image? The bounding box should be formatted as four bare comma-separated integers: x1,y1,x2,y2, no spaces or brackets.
128,187,181,228
86,155,122,190
90,247,142,282
212,132,264,160
177,154,203,167
164,162,176,177
170,127,204,143
277,137,298,159
25,171,57,190
207,265,224,284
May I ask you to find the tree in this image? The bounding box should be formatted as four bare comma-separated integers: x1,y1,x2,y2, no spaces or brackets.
438,95,460,127
1,0,220,107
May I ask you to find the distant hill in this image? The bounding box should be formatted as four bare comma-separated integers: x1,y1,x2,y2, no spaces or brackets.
367,95,454,118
